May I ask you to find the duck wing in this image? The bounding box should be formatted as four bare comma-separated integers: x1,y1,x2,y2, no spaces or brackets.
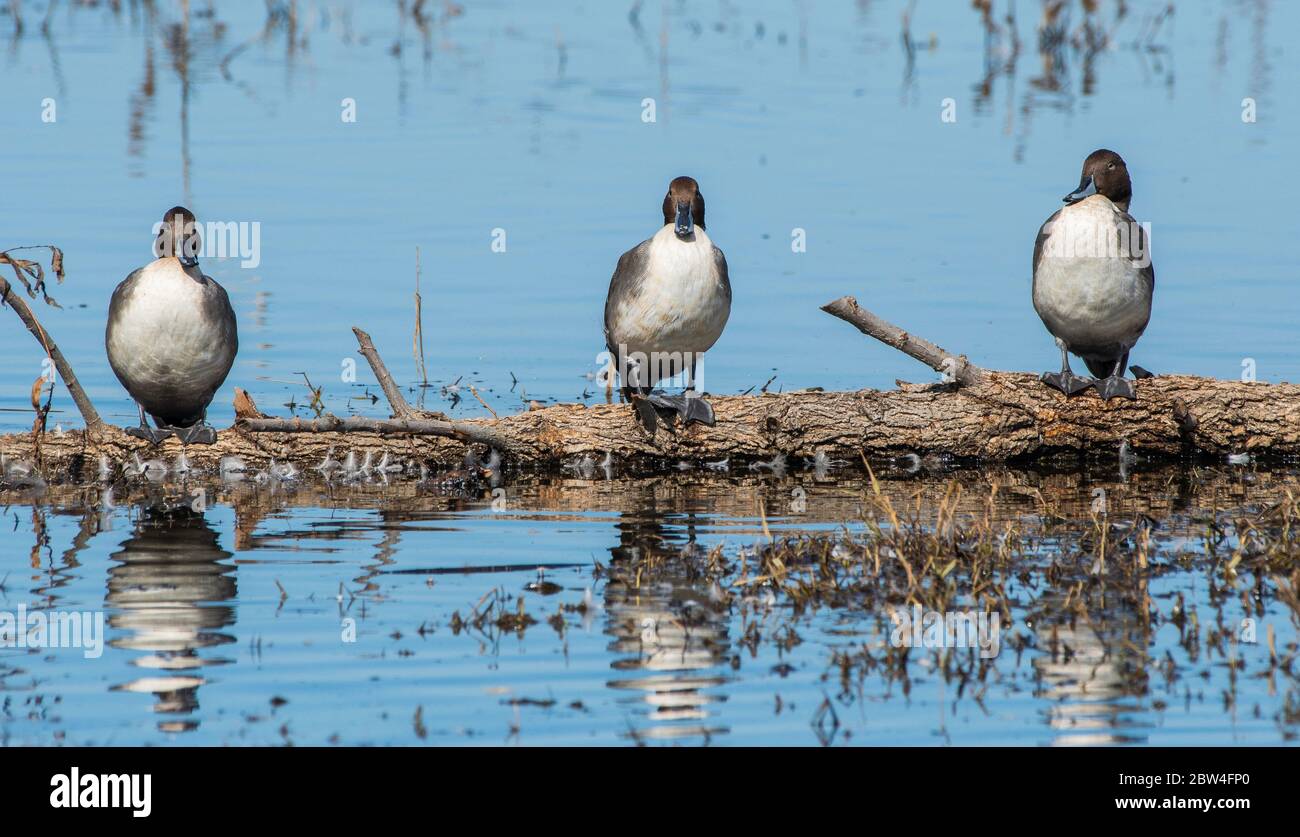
712,245,732,306
603,238,652,357
1031,207,1064,288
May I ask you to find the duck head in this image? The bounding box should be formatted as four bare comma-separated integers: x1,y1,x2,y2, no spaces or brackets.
1063,149,1132,211
662,176,706,239
153,206,202,266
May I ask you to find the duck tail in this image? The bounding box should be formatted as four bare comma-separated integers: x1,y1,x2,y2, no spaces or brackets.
1083,356,1115,379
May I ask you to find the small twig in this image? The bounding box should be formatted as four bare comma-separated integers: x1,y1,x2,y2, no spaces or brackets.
821,295,986,386
468,384,498,419
0,269,104,433
352,326,419,419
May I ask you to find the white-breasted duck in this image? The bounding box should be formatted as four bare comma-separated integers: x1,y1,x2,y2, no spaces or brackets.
1033,149,1155,401
603,176,731,430
105,206,238,444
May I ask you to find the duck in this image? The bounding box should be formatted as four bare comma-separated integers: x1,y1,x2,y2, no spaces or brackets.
105,206,238,444
603,176,731,431
1032,149,1155,401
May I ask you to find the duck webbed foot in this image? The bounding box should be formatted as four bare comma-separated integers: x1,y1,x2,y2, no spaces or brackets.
646,392,716,426
1095,375,1138,401
1041,370,1095,396
1042,342,1095,396
630,396,659,435
170,423,218,445
125,425,175,445
1093,353,1139,401
682,394,716,426
1129,365,1154,379
624,385,716,434
125,404,175,445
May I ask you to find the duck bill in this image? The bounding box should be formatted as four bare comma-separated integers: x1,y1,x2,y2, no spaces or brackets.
179,230,202,267
674,201,694,237
1063,175,1097,204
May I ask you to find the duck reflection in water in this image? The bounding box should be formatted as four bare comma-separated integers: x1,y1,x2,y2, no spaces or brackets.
1032,581,1151,746
106,506,237,733
602,485,731,743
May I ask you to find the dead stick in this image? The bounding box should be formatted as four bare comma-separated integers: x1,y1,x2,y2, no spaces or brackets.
821,295,985,386
352,326,418,419
0,274,105,432
238,414,515,451
468,384,498,419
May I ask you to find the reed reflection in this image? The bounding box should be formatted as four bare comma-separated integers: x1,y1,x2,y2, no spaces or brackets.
970,0,1176,162
106,507,237,733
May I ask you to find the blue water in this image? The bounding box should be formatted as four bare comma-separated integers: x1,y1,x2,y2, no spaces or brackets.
2,1,1299,746
4,468,1298,746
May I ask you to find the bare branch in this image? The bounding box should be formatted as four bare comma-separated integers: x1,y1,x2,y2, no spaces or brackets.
237,413,514,452
0,270,104,433
821,295,985,386
352,326,420,419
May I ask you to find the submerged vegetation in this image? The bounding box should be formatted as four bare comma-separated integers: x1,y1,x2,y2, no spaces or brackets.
581,474,1300,743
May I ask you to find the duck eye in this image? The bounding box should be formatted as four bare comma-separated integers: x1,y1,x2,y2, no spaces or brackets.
1107,162,1115,169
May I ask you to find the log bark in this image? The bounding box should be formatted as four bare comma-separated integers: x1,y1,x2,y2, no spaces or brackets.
3,291,1298,478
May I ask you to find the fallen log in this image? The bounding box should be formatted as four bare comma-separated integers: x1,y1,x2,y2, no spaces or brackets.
2,274,1298,478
